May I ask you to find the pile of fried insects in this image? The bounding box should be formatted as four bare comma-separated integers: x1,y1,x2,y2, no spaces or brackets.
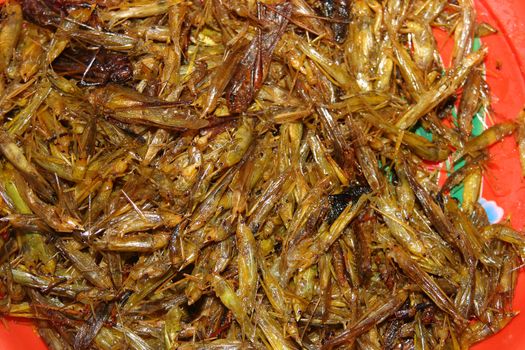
1,0,525,349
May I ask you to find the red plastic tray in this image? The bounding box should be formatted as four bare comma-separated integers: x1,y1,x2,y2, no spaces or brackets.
1,0,524,348
469,0,525,348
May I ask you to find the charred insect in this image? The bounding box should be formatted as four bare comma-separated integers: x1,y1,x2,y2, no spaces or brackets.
52,47,132,86
0,0,522,349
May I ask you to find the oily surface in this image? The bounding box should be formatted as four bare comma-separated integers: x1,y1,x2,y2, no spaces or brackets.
0,0,525,349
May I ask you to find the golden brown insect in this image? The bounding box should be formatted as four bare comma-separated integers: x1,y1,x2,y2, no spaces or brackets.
0,0,522,349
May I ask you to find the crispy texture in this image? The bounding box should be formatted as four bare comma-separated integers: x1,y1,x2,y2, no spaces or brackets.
0,0,523,349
